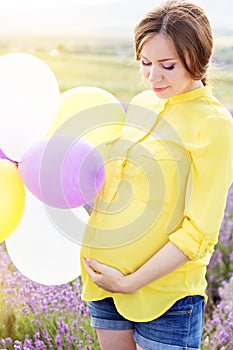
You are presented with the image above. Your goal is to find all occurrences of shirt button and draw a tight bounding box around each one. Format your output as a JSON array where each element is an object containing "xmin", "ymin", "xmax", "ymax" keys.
[{"xmin": 155, "ymin": 152, "xmax": 159, "ymax": 157}]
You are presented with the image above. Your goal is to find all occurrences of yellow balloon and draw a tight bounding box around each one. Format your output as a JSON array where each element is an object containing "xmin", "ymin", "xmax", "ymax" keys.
[
  {"xmin": 0, "ymin": 159, "xmax": 25, "ymax": 242},
  {"xmin": 47, "ymin": 86, "xmax": 126, "ymax": 146},
  {"xmin": 129, "ymin": 89, "xmax": 164, "ymax": 112}
]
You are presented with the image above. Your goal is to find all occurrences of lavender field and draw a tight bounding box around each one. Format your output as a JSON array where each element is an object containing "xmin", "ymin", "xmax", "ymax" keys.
[
  {"xmin": 0, "ymin": 247, "xmax": 99, "ymax": 349},
  {"xmin": 203, "ymin": 184, "xmax": 233, "ymax": 349}
]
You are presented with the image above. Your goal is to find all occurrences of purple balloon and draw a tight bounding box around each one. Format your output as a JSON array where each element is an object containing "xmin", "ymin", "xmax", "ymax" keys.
[{"xmin": 18, "ymin": 135, "xmax": 105, "ymax": 208}]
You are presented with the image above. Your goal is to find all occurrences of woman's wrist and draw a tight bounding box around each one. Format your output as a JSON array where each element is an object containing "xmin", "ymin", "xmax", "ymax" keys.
[{"xmin": 120, "ymin": 272, "xmax": 140, "ymax": 294}]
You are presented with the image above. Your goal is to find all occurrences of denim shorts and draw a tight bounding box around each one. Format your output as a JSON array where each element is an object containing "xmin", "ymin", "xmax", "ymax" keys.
[{"xmin": 87, "ymin": 295, "xmax": 204, "ymax": 350}]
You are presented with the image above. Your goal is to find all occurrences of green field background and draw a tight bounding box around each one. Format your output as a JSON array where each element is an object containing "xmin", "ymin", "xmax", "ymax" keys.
[
  {"xmin": 0, "ymin": 33, "xmax": 232, "ymax": 108},
  {"xmin": 36, "ymin": 51, "xmax": 233, "ymax": 108}
]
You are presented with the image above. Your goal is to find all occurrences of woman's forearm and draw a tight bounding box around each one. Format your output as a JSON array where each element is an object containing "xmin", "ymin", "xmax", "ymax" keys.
[
  {"xmin": 83, "ymin": 241, "xmax": 190, "ymax": 294},
  {"xmin": 123, "ymin": 241, "xmax": 189, "ymax": 293}
]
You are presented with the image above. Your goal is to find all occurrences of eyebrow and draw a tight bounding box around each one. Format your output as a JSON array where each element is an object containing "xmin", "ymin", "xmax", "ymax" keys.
[{"xmin": 140, "ymin": 53, "xmax": 176, "ymax": 62}]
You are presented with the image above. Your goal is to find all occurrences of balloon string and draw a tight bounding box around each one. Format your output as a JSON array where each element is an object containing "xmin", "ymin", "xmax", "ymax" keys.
[{"xmin": 0, "ymin": 148, "xmax": 19, "ymax": 167}]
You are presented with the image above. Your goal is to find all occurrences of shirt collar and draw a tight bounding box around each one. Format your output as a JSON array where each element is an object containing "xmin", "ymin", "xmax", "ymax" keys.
[{"xmin": 167, "ymin": 86, "xmax": 212, "ymax": 105}]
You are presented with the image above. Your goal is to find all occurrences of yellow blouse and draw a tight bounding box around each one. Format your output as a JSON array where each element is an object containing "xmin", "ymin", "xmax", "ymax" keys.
[{"xmin": 80, "ymin": 86, "xmax": 233, "ymax": 322}]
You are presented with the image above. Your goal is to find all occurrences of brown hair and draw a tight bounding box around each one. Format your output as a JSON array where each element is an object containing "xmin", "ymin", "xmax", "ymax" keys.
[{"xmin": 134, "ymin": 0, "xmax": 213, "ymax": 86}]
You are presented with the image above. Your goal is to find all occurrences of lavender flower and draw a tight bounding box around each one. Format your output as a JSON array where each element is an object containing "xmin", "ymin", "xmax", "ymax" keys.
[
  {"xmin": 206, "ymin": 184, "xmax": 233, "ymax": 303},
  {"xmin": 0, "ymin": 243, "xmax": 99, "ymax": 349},
  {"xmin": 203, "ymin": 276, "xmax": 233, "ymax": 349}
]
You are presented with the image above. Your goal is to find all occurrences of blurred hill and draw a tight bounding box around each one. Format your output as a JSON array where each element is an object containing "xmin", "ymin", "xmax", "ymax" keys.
[{"xmin": 0, "ymin": 33, "xmax": 232, "ymax": 71}]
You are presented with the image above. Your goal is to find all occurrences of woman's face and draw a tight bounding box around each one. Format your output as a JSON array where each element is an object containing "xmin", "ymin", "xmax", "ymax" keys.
[{"xmin": 139, "ymin": 34, "xmax": 201, "ymax": 99}]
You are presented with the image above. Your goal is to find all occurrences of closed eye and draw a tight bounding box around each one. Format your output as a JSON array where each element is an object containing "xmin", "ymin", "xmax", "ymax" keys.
[
  {"xmin": 162, "ymin": 64, "xmax": 175, "ymax": 70},
  {"xmin": 141, "ymin": 60, "xmax": 152, "ymax": 66}
]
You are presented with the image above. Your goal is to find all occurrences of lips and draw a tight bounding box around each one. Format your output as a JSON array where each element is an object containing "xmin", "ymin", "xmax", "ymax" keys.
[{"xmin": 152, "ymin": 87, "xmax": 168, "ymax": 93}]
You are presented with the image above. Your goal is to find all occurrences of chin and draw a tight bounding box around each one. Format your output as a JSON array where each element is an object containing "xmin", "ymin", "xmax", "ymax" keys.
[{"xmin": 153, "ymin": 91, "xmax": 171, "ymax": 99}]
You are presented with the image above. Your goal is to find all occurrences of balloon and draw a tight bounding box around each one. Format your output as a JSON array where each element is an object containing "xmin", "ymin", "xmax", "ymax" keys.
[
  {"xmin": 5, "ymin": 189, "xmax": 89, "ymax": 285},
  {"xmin": 0, "ymin": 53, "xmax": 60, "ymax": 160},
  {"xmin": 18, "ymin": 134, "xmax": 105, "ymax": 208},
  {"xmin": 47, "ymin": 86, "xmax": 126, "ymax": 146},
  {"xmin": 129, "ymin": 89, "xmax": 162, "ymax": 111},
  {"xmin": 0, "ymin": 159, "xmax": 25, "ymax": 242}
]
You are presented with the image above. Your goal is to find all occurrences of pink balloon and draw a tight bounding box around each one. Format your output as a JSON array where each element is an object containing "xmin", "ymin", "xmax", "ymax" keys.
[{"xmin": 18, "ymin": 135, "xmax": 105, "ymax": 208}]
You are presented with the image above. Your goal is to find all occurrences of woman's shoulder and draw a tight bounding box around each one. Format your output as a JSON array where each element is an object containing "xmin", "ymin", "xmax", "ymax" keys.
[
  {"xmin": 177, "ymin": 87, "xmax": 233, "ymax": 133},
  {"xmin": 198, "ymin": 92, "xmax": 233, "ymax": 138},
  {"xmin": 191, "ymin": 97, "xmax": 233, "ymax": 149},
  {"xmin": 203, "ymin": 89, "xmax": 233, "ymax": 122}
]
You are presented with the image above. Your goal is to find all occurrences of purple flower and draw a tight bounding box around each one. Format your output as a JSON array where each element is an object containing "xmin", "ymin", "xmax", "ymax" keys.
[
  {"xmin": 0, "ymin": 241, "xmax": 98, "ymax": 350},
  {"xmin": 206, "ymin": 183, "xmax": 233, "ymax": 302},
  {"xmin": 204, "ymin": 276, "xmax": 233, "ymax": 347},
  {"xmin": 55, "ymin": 334, "xmax": 62, "ymax": 347}
]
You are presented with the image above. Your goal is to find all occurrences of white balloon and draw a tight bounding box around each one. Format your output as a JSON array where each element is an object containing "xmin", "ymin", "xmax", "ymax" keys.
[
  {"xmin": 0, "ymin": 53, "xmax": 60, "ymax": 160},
  {"xmin": 5, "ymin": 189, "xmax": 89, "ymax": 285}
]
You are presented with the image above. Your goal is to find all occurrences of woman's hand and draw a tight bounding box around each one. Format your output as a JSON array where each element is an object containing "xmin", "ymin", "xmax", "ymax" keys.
[
  {"xmin": 83, "ymin": 258, "xmax": 134, "ymax": 294},
  {"xmin": 83, "ymin": 242, "xmax": 189, "ymax": 295}
]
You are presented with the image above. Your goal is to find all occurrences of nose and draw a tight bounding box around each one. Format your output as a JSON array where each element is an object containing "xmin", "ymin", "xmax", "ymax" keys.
[{"xmin": 148, "ymin": 65, "xmax": 163, "ymax": 83}]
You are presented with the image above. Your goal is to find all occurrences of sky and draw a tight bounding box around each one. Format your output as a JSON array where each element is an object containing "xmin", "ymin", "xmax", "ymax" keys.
[{"xmin": 0, "ymin": 0, "xmax": 232, "ymax": 37}]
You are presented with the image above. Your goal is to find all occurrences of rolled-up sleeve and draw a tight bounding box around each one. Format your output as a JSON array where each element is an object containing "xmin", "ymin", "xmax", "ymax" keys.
[{"xmin": 169, "ymin": 115, "xmax": 233, "ymax": 260}]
